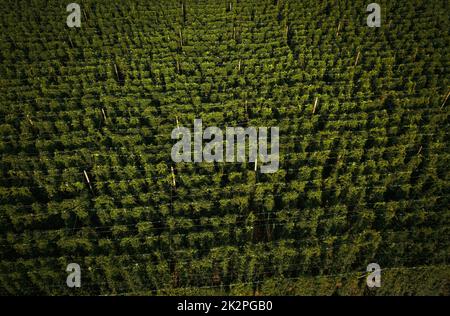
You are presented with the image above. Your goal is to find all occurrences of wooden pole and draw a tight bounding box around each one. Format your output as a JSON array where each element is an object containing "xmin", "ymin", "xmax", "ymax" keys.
[
  {"xmin": 336, "ymin": 22, "xmax": 341, "ymax": 36},
  {"xmin": 83, "ymin": 170, "xmax": 94, "ymax": 193},
  {"xmin": 101, "ymin": 108, "xmax": 107, "ymax": 121},
  {"xmin": 312, "ymin": 97, "xmax": 318, "ymax": 114},
  {"xmin": 441, "ymin": 90, "xmax": 450, "ymax": 109},
  {"xmin": 354, "ymin": 51, "xmax": 360, "ymax": 66},
  {"xmin": 114, "ymin": 63, "xmax": 119, "ymax": 82},
  {"xmin": 83, "ymin": 9, "xmax": 88, "ymax": 23},
  {"xmin": 417, "ymin": 146, "xmax": 422, "ymax": 156},
  {"xmin": 26, "ymin": 115, "xmax": 34, "ymax": 126},
  {"xmin": 171, "ymin": 166, "xmax": 176, "ymax": 187},
  {"xmin": 179, "ymin": 29, "xmax": 183, "ymax": 47}
]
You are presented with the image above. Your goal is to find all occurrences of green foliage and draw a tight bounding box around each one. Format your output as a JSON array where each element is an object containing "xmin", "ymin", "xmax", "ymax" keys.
[{"xmin": 0, "ymin": 0, "xmax": 449, "ymax": 295}]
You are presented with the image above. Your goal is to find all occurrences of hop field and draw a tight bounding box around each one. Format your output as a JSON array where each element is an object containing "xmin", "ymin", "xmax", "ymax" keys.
[{"xmin": 0, "ymin": 0, "xmax": 449, "ymax": 295}]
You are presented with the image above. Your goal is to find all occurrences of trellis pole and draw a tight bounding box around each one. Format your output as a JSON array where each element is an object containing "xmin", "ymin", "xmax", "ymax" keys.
[
  {"xmin": 171, "ymin": 166, "xmax": 176, "ymax": 187},
  {"xmin": 179, "ymin": 29, "xmax": 183, "ymax": 47},
  {"xmin": 417, "ymin": 146, "xmax": 422, "ymax": 156},
  {"xmin": 83, "ymin": 170, "xmax": 94, "ymax": 193},
  {"xmin": 441, "ymin": 90, "xmax": 450, "ymax": 109},
  {"xmin": 113, "ymin": 63, "xmax": 119, "ymax": 82},
  {"xmin": 101, "ymin": 108, "xmax": 107, "ymax": 121},
  {"xmin": 354, "ymin": 51, "xmax": 361, "ymax": 66},
  {"xmin": 26, "ymin": 115, "xmax": 34, "ymax": 126},
  {"xmin": 82, "ymin": 8, "xmax": 88, "ymax": 22},
  {"xmin": 312, "ymin": 97, "xmax": 318, "ymax": 114}
]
